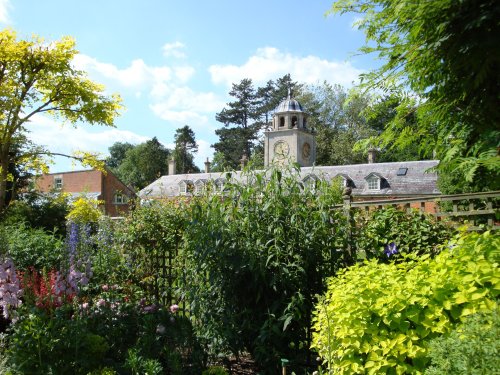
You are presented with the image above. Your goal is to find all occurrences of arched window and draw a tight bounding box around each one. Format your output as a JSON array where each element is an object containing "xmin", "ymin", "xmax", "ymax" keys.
[
  {"xmin": 279, "ymin": 116, "xmax": 285, "ymax": 127},
  {"xmin": 291, "ymin": 116, "xmax": 298, "ymax": 128}
]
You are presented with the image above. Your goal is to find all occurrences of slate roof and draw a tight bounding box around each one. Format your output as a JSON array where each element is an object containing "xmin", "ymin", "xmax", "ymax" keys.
[{"xmin": 138, "ymin": 160, "xmax": 440, "ymax": 199}]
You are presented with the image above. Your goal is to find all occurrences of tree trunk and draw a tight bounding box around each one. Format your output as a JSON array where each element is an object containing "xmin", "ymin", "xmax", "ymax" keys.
[{"xmin": 0, "ymin": 156, "xmax": 9, "ymax": 212}]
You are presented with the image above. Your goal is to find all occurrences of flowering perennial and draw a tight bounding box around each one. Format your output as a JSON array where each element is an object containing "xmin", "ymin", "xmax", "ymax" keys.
[{"xmin": 0, "ymin": 258, "xmax": 22, "ymax": 320}]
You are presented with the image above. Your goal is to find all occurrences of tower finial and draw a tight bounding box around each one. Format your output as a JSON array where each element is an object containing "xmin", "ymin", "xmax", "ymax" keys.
[{"xmin": 287, "ymin": 87, "xmax": 291, "ymax": 99}]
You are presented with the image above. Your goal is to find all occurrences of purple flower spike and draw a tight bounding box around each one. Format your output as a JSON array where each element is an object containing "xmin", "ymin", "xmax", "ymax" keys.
[{"xmin": 384, "ymin": 242, "xmax": 398, "ymax": 257}]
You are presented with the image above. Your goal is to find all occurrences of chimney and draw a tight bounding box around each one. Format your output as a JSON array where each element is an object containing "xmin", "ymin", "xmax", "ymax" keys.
[
  {"xmin": 240, "ymin": 153, "xmax": 248, "ymax": 170},
  {"xmin": 367, "ymin": 148, "xmax": 377, "ymax": 164},
  {"xmin": 204, "ymin": 157, "xmax": 211, "ymax": 173},
  {"xmin": 168, "ymin": 157, "xmax": 176, "ymax": 175}
]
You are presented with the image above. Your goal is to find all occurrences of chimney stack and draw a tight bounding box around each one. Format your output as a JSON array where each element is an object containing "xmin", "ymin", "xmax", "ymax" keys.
[
  {"xmin": 367, "ymin": 148, "xmax": 377, "ymax": 164},
  {"xmin": 204, "ymin": 157, "xmax": 211, "ymax": 173},
  {"xmin": 168, "ymin": 157, "xmax": 176, "ymax": 175},
  {"xmin": 240, "ymin": 153, "xmax": 248, "ymax": 170}
]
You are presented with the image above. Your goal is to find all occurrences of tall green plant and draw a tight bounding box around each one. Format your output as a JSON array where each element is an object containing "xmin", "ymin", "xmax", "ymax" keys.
[
  {"xmin": 116, "ymin": 200, "xmax": 188, "ymax": 305},
  {"xmin": 181, "ymin": 165, "xmax": 345, "ymax": 373}
]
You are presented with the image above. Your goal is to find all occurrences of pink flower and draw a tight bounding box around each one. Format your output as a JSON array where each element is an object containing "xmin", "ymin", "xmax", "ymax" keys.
[
  {"xmin": 81, "ymin": 302, "xmax": 89, "ymax": 309},
  {"xmin": 102, "ymin": 284, "xmax": 109, "ymax": 291},
  {"xmin": 96, "ymin": 298, "xmax": 106, "ymax": 307},
  {"xmin": 170, "ymin": 304, "xmax": 179, "ymax": 314}
]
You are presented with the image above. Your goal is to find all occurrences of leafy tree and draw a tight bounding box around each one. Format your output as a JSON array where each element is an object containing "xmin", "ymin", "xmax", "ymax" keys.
[
  {"xmin": 173, "ymin": 125, "xmax": 199, "ymax": 174},
  {"xmin": 116, "ymin": 137, "xmax": 169, "ymax": 190},
  {"xmin": 299, "ymin": 83, "xmax": 375, "ymax": 165},
  {"xmin": 213, "ymin": 79, "xmax": 260, "ymax": 169},
  {"xmin": 329, "ymin": 0, "xmax": 500, "ymax": 190},
  {"xmin": 106, "ymin": 142, "xmax": 135, "ymax": 170},
  {"xmin": 0, "ymin": 29, "xmax": 122, "ymax": 210}
]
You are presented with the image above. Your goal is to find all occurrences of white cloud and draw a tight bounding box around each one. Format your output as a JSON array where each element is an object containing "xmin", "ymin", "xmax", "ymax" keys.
[
  {"xmin": 73, "ymin": 54, "xmax": 172, "ymax": 89},
  {"xmin": 209, "ymin": 47, "xmax": 364, "ymax": 88},
  {"xmin": 149, "ymin": 105, "xmax": 210, "ymax": 129},
  {"xmin": 162, "ymin": 41, "xmax": 186, "ymax": 59},
  {"xmin": 0, "ymin": 0, "xmax": 11, "ymax": 24},
  {"xmin": 28, "ymin": 114, "xmax": 149, "ymax": 156}
]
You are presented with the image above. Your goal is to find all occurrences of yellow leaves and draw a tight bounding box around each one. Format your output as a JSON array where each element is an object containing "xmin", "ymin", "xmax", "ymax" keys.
[
  {"xmin": 66, "ymin": 196, "xmax": 103, "ymax": 224},
  {"xmin": 72, "ymin": 151, "xmax": 107, "ymax": 173}
]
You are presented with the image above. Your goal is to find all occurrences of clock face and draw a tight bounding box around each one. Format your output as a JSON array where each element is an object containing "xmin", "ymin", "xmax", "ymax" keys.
[
  {"xmin": 274, "ymin": 141, "xmax": 290, "ymax": 159},
  {"xmin": 302, "ymin": 142, "xmax": 311, "ymax": 159}
]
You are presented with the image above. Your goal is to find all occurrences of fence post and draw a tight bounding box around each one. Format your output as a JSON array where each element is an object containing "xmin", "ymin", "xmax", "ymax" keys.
[{"xmin": 343, "ymin": 187, "xmax": 354, "ymax": 265}]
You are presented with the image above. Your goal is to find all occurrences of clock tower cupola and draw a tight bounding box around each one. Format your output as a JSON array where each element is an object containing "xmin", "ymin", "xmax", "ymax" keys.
[{"xmin": 264, "ymin": 90, "xmax": 316, "ymax": 167}]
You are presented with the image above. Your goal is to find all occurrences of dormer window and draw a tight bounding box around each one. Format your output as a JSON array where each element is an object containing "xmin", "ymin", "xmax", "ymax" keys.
[
  {"xmin": 54, "ymin": 176, "xmax": 63, "ymax": 189},
  {"xmin": 365, "ymin": 172, "xmax": 384, "ymax": 190},
  {"xmin": 214, "ymin": 178, "xmax": 226, "ymax": 192},
  {"xmin": 194, "ymin": 179, "xmax": 206, "ymax": 195},
  {"xmin": 179, "ymin": 180, "xmax": 194, "ymax": 195},
  {"xmin": 335, "ymin": 173, "xmax": 355, "ymax": 188},
  {"xmin": 302, "ymin": 174, "xmax": 319, "ymax": 191}
]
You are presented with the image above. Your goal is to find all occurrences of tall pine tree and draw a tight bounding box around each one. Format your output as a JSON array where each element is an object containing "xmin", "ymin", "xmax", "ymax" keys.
[
  {"xmin": 213, "ymin": 79, "xmax": 260, "ymax": 169},
  {"xmin": 173, "ymin": 125, "xmax": 200, "ymax": 174}
]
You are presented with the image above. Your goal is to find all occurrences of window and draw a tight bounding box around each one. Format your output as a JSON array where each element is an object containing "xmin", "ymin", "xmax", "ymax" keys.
[
  {"xmin": 179, "ymin": 180, "xmax": 194, "ymax": 195},
  {"xmin": 54, "ymin": 177, "xmax": 63, "ymax": 189},
  {"xmin": 397, "ymin": 167, "xmax": 408, "ymax": 176},
  {"xmin": 279, "ymin": 116, "xmax": 285, "ymax": 127},
  {"xmin": 366, "ymin": 176, "xmax": 380, "ymax": 190},
  {"xmin": 194, "ymin": 180, "xmax": 206, "ymax": 195},
  {"xmin": 302, "ymin": 174, "xmax": 319, "ymax": 192},
  {"xmin": 114, "ymin": 192, "xmax": 126, "ymax": 204}
]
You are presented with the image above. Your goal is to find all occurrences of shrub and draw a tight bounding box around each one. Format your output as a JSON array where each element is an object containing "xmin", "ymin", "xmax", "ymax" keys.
[
  {"xmin": 66, "ymin": 196, "xmax": 103, "ymax": 224},
  {"xmin": 0, "ymin": 223, "xmax": 65, "ymax": 271},
  {"xmin": 182, "ymin": 166, "xmax": 345, "ymax": 373},
  {"xmin": 425, "ymin": 307, "xmax": 500, "ymax": 374},
  {"xmin": 311, "ymin": 230, "xmax": 499, "ymax": 374},
  {"xmin": 115, "ymin": 200, "xmax": 188, "ymax": 305},
  {"xmin": 355, "ymin": 206, "xmax": 454, "ymax": 260},
  {"xmin": 2, "ymin": 191, "xmax": 69, "ymax": 235}
]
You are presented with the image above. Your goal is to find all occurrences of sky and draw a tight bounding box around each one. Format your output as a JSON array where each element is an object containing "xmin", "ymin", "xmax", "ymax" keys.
[{"xmin": 2, "ymin": 0, "xmax": 374, "ymax": 172}]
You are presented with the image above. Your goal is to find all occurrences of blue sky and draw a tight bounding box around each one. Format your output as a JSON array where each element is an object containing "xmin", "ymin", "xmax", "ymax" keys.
[{"xmin": 2, "ymin": 0, "xmax": 373, "ymax": 172}]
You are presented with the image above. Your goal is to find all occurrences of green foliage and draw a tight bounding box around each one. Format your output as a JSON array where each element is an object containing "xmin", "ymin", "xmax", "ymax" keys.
[
  {"xmin": 181, "ymin": 165, "xmax": 345, "ymax": 373},
  {"xmin": 173, "ymin": 125, "xmax": 200, "ymax": 174},
  {"xmin": 425, "ymin": 307, "xmax": 500, "ymax": 374},
  {"xmin": 202, "ymin": 366, "xmax": 229, "ymax": 375},
  {"xmin": 106, "ymin": 142, "xmax": 135, "ymax": 170},
  {"xmin": 311, "ymin": 230, "xmax": 500, "ymax": 374},
  {"xmin": 329, "ymin": 0, "xmax": 500, "ymax": 188},
  {"xmin": 2, "ymin": 192, "xmax": 70, "ymax": 235},
  {"xmin": 114, "ymin": 137, "xmax": 170, "ymax": 190},
  {"xmin": 355, "ymin": 206, "xmax": 454, "ymax": 260},
  {"xmin": 3, "ymin": 303, "xmax": 203, "ymax": 375},
  {"xmin": 116, "ymin": 200, "xmax": 188, "ymax": 305},
  {"xmin": 0, "ymin": 223, "xmax": 65, "ymax": 271}
]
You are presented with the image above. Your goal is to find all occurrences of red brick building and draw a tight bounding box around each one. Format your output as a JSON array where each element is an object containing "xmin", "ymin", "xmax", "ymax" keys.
[{"xmin": 36, "ymin": 168, "xmax": 136, "ymax": 217}]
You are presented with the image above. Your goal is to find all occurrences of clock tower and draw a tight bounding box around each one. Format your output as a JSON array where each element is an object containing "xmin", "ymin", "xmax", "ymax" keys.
[{"xmin": 264, "ymin": 92, "xmax": 316, "ymax": 167}]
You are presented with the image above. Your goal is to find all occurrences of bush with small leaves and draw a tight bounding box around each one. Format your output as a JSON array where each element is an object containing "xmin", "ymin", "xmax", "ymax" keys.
[
  {"xmin": 311, "ymin": 230, "xmax": 499, "ymax": 374},
  {"xmin": 425, "ymin": 307, "xmax": 500, "ymax": 374}
]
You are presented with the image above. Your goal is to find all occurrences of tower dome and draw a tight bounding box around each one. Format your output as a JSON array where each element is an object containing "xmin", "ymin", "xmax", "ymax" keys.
[{"xmin": 275, "ymin": 97, "xmax": 304, "ymax": 113}]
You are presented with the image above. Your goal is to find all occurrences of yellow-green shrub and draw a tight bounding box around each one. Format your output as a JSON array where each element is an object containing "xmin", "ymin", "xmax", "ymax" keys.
[
  {"xmin": 66, "ymin": 196, "xmax": 103, "ymax": 224},
  {"xmin": 311, "ymin": 231, "xmax": 499, "ymax": 374}
]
